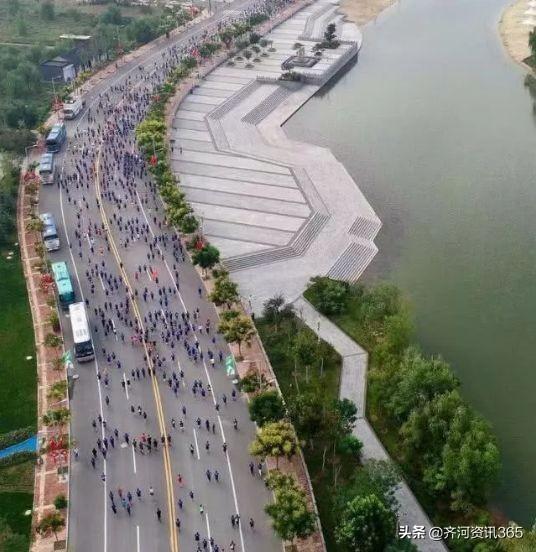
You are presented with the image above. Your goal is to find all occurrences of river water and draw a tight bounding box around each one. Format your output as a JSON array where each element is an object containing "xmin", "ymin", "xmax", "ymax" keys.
[{"xmin": 286, "ymin": 0, "xmax": 536, "ymax": 526}]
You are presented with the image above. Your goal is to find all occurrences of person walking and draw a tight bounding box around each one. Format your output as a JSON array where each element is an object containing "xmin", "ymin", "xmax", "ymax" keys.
[
  {"xmin": 156, "ymin": 508, "xmax": 162, "ymax": 522},
  {"xmin": 199, "ymin": 504, "xmax": 204, "ymax": 515}
]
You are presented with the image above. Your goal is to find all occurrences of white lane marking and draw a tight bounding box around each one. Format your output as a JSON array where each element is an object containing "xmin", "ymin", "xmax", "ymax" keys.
[
  {"xmin": 111, "ymin": 319, "xmax": 118, "ymax": 341},
  {"xmin": 56, "ymin": 10, "xmax": 259, "ymax": 552},
  {"xmin": 123, "ymin": 372, "xmax": 130, "ymax": 400},
  {"xmin": 136, "ymin": 525, "xmax": 140, "ymax": 552},
  {"xmin": 193, "ymin": 428, "xmax": 201, "ymax": 460},
  {"xmin": 136, "ymin": 185, "xmax": 246, "ymax": 551},
  {"xmin": 205, "ymin": 513, "xmax": 212, "ymax": 546},
  {"xmin": 99, "ymin": 273, "xmax": 106, "ymax": 291},
  {"xmin": 132, "ymin": 444, "xmax": 137, "ymax": 474},
  {"xmin": 59, "ymin": 163, "xmax": 108, "ymax": 552},
  {"xmin": 146, "ymin": 267, "xmax": 152, "ymax": 280}
]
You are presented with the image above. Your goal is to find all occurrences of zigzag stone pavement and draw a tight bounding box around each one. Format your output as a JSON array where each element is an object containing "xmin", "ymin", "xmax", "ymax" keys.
[{"xmin": 170, "ymin": 0, "xmax": 382, "ymax": 311}]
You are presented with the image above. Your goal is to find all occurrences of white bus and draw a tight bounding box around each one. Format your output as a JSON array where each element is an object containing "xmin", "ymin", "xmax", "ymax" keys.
[
  {"xmin": 39, "ymin": 213, "xmax": 60, "ymax": 251},
  {"xmin": 63, "ymin": 96, "xmax": 85, "ymax": 120},
  {"xmin": 38, "ymin": 153, "xmax": 55, "ymax": 185},
  {"xmin": 69, "ymin": 302, "xmax": 94, "ymax": 362}
]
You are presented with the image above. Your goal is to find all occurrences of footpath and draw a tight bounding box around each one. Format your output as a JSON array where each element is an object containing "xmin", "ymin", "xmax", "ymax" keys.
[{"xmin": 293, "ymin": 296, "xmax": 448, "ymax": 552}]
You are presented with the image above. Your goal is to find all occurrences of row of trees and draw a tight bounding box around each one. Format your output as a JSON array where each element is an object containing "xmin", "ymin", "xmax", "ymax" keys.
[{"xmin": 305, "ymin": 278, "xmax": 501, "ymax": 523}]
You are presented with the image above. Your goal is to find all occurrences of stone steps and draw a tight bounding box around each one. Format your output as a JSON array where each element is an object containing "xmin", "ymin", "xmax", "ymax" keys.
[
  {"xmin": 301, "ymin": 2, "xmax": 333, "ymax": 39},
  {"xmin": 241, "ymin": 85, "xmax": 297, "ymax": 125},
  {"xmin": 327, "ymin": 241, "xmax": 377, "ymax": 282},
  {"xmin": 208, "ymin": 81, "xmax": 260, "ymax": 119},
  {"xmin": 224, "ymin": 212, "xmax": 329, "ymax": 272},
  {"xmin": 348, "ymin": 215, "xmax": 381, "ymax": 240}
]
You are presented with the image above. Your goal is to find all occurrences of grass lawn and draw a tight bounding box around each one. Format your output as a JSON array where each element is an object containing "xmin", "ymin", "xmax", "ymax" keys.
[
  {"xmin": 256, "ymin": 315, "xmax": 359, "ymax": 551},
  {"xmin": 0, "ymin": 490, "xmax": 33, "ymax": 552},
  {"xmin": 0, "ymin": 251, "xmax": 36, "ymax": 435},
  {"xmin": 0, "ymin": 0, "xmax": 162, "ymax": 46}
]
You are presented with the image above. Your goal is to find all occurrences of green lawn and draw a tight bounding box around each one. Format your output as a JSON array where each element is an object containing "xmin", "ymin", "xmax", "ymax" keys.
[
  {"xmin": 256, "ymin": 315, "xmax": 359, "ymax": 551},
  {"xmin": 0, "ymin": 0, "xmax": 162, "ymax": 46},
  {"xmin": 0, "ymin": 490, "xmax": 33, "ymax": 552},
  {"xmin": 0, "ymin": 252, "xmax": 36, "ymax": 434}
]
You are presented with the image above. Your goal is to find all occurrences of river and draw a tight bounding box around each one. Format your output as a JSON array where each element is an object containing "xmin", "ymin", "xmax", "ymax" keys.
[{"xmin": 286, "ymin": 0, "xmax": 536, "ymax": 526}]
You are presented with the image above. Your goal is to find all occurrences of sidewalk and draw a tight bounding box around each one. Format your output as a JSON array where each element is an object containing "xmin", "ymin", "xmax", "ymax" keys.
[
  {"xmin": 293, "ymin": 296, "xmax": 447, "ymax": 552},
  {"xmin": 17, "ymin": 167, "xmax": 70, "ymax": 552}
]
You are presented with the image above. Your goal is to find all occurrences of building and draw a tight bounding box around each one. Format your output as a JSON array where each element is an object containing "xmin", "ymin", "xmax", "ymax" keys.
[{"xmin": 40, "ymin": 57, "xmax": 76, "ymax": 83}]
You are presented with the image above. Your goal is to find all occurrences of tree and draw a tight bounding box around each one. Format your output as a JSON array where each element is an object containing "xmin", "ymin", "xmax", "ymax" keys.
[
  {"xmin": 440, "ymin": 407, "xmax": 500, "ymax": 512},
  {"xmin": 323, "ymin": 22, "xmax": 338, "ymax": 46},
  {"xmin": 265, "ymin": 472, "xmax": 316, "ymax": 543},
  {"xmin": 337, "ymin": 434, "xmax": 363, "ymax": 460},
  {"xmin": 335, "ymin": 494, "xmax": 396, "ymax": 552},
  {"xmin": 400, "ymin": 389, "xmax": 463, "ymax": 463},
  {"xmin": 192, "ymin": 244, "xmax": 220, "ymax": 276},
  {"xmin": 40, "ymin": 2, "xmax": 55, "ymax": 21},
  {"xmin": 530, "ymin": 29, "xmax": 536, "ymax": 59},
  {"xmin": 286, "ymin": 390, "xmax": 324, "ymax": 447},
  {"xmin": 249, "ymin": 420, "xmax": 297, "ymax": 468},
  {"xmin": 386, "ymin": 347, "xmax": 459, "ymax": 423},
  {"xmin": 291, "ymin": 330, "xmax": 317, "ymax": 384},
  {"xmin": 36, "ymin": 512, "xmax": 65, "ymax": 541},
  {"xmin": 100, "ymin": 5, "xmax": 123, "ymax": 25},
  {"xmin": 262, "ymin": 294, "xmax": 293, "ymax": 331},
  {"xmin": 307, "ymin": 276, "xmax": 349, "ymax": 315},
  {"xmin": 249, "ymin": 390, "xmax": 286, "ymax": 426},
  {"xmin": 209, "ymin": 275, "xmax": 239, "ymax": 308},
  {"xmin": 218, "ymin": 310, "xmax": 254, "ymax": 357},
  {"xmin": 53, "ymin": 494, "xmax": 68, "ymax": 510}
]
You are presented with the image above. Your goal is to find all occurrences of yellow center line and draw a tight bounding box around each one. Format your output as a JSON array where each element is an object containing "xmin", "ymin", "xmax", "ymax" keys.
[{"xmin": 95, "ymin": 146, "xmax": 179, "ymax": 552}]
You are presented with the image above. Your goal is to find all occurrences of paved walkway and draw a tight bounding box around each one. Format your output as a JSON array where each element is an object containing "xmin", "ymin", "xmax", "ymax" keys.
[
  {"xmin": 293, "ymin": 296, "xmax": 448, "ymax": 552},
  {"xmin": 171, "ymin": 0, "xmax": 381, "ymax": 312}
]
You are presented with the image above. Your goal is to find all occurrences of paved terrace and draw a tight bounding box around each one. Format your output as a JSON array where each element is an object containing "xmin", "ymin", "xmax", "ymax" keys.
[{"xmin": 170, "ymin": 0, "xmax": 381, "ymax": 311}]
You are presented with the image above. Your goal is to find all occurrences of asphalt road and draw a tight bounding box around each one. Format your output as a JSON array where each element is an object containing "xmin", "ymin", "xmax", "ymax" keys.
[{"xmin": 38, "ymin": 3, "xmax": 285, "ymax": 551}]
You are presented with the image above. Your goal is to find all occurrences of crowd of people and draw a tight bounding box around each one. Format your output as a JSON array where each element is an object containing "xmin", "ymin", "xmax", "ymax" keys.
[{"xmin": 54, "ymin": 0, "xmax": 295, "ymax": 549}]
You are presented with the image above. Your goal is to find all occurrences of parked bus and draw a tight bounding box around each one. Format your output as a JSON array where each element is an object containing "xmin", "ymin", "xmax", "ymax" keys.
[
  {"xmin": 45, "ymin": 123, "xmax": 66, "ymax": 153},
  {"xmin": 39, "ymin": 213, "xmax": 60, "ymax": 252},
  {"xmin": 51, "ymin": 261, "xmax": 75, "ymax": 308},
  {"xmin": 63, "ymin": 96, "xmax": 85, "ymax": 120},
  {"xmin": 69, "ymin": 302, "xmax": 94, "ymax": 362},
  {"xmin": 38, "ymin": 153, "xmax": 55, "ymax": 185}
]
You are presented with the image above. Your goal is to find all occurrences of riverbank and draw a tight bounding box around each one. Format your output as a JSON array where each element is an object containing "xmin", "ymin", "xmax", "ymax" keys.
[
  {"xmin": 339, "ymin": 0, "xmax": 396, "ymax": 26},
  {"xmin": 499, "ymin": 0, "xmax": 531, "ymax": 68}
]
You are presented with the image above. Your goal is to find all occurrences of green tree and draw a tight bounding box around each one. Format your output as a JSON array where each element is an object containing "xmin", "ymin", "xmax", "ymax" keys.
[
  {"xmin": 127, "ymin": 17, "xmax": 158, "ymax": 45},
  {"xmin": 265, "ymin": 472, "xmax": 316, "ymax": 543},
  {"xmin": 291, "ymin": 330, "xmax": 317, "ymax": 384},
  {"xmin": 36, "ymin": 512, "xmax": 65, "ymax": 540},
  {"xmin": 262, "ymin": 294, "xmax": 293, "ymax": 331},
  {"xmin": 249, "ymin": 390, "xmax": 286, "ymax": 426},
  {"xmin": 40, "ymin": 2, "xmax": 55, "ymax": 21},
  {"xmin": 209, "ymin": 275, "xmax": 239, "ymax": 308},
  {"xmin": 249, "ymin": 420, "xmax": 297, "ymax": 468},
  {"xmin": 192, "ymin": 244, "xmax": 220, "ymax": 276},
  {"xmin": 100, "ymin": 5, "xmax": 123, "ymax": 25},
  {"xmin": 440, "ymin": 407, "xmax": 500, "ymax": 512},
  {"xmin": 218, "ymin": 310, "xmax": 254, "ymax": 357},
  {"xmin": 307, "ymin": 276, "xmax": 349, "ymax": 315},
  {"xmin": 337, "ymin": 434, "xmax": 363, "ymax": 460},
  {"xmin": 400, "ymin": 389, "xmax": 463, "ymax": 463},
  {"xmin": 335, "ymin": 494, "xmax": 396, "ymax": 552},
  {"xmin": 530, "ymin": 29, "xmax": 536, "ymax": 59},
  {"xmin": 286, "ymin": 390, "xmax": 324, "ymax": 447},
  {"xmin": 386, "ymin": 347, "xmax": 459, "ymax": 422},
  {"xmin": 53, "ymin": 494, "xmax": 68, "ymax": 510}
]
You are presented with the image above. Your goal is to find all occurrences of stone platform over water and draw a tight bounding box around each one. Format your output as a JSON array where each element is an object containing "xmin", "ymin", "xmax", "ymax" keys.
[{"xmin": 170, "ymin": 0, "xmax": 381, "ymax": 310}]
